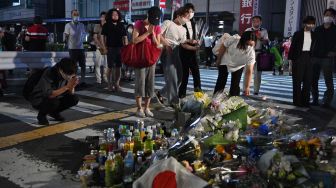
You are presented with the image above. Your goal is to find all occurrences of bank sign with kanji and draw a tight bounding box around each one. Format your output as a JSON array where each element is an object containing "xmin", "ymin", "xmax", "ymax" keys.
[{"xmin": 239, "ymin": 0, "xmax": 258, "ymax": 34}]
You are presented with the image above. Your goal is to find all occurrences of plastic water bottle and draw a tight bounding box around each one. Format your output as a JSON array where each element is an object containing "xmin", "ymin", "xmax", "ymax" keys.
[{"xmin": 123, "ymin": 151, "xmax": 134, "ymax": 183}]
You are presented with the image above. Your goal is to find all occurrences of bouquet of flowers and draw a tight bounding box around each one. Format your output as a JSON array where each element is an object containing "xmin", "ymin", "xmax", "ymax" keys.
[
  {"xmin": 181, "ymin": 91, "xmax": 211, "ymax": 116},
  {"xmin": 258, "ymin": 150, "xmax": 310, "ymax": 187}
]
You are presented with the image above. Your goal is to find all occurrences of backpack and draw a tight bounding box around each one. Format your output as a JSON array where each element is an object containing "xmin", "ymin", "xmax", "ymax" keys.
[{"xmin": 22, "ymin": 67, "xmax": 48, "ymax": 101}]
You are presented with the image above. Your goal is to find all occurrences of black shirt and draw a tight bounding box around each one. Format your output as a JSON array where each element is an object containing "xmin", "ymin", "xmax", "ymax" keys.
[
  {"xmin": 311, "ymin": 24, "xmax": 336, "ymax": 58},
  {"xmin": 1, "ymin": 32, "xmax": 16, "ymax": 51},
  {"xmin": 101, "ymin": 22, "xmax": 127, "ymax": 47},
  {"xmin": 30, "ymin": 66, "xmax": 68, "ymax": 106}
]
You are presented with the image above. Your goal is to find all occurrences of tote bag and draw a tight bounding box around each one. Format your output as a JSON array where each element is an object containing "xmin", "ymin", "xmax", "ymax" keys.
[{"xmin": 121, "ymin": 21, "xmax": 161, "ymax": 68}]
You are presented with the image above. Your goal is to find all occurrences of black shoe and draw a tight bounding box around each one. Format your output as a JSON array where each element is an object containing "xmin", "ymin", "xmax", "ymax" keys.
[
  {"xmin": 37, "ymin": 113, "xmax": 49, "ymax": 125},
  {"xmin": 155, "ymin": 91, "xmax": 164, "ymax": 105},
  {"xmin": 49, "ymin": 113, "xmax": 65, "ymax": 121}
]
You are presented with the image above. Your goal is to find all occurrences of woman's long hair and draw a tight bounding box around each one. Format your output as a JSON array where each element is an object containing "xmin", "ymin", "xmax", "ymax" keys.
[
  {"xmin": 106, "ymin": 8, "xmax": 122, "ymax": 25},
  {"xmin": 237, "ymin": 31, "xmax": 257, "ymax": 50}
]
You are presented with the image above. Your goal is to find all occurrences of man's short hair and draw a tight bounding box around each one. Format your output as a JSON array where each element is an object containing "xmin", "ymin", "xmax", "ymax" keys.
[
  {"xmin": 303, "ymin": 16, "xmax": 316, "ymax": 24},
  {"xmin": 71, "ymin": 9, "xmax": 79, "ymax": 15},
  {"xmin": 34, "ymin": 16, "xmax": 43, "ymax": 24},
  {"xmin": 184, "ymin": 3, "xmax": 195, "ymax": 11},
  {"xmin": 57, "ymin": 58, "xmax": 77, "ymax": 75},
  {"xmin": 252, "ymin": 15, "xmax": 262, "ymax": 21},
  {"xmin": 324, "ymin": 8, "xmax": 336, "ymax": 16}
]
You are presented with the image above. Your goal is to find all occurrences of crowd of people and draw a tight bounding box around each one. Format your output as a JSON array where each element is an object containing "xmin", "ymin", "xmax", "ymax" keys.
[{"xmin": 0, "ymin": 4, "xmax": 335, "ymax": 125}]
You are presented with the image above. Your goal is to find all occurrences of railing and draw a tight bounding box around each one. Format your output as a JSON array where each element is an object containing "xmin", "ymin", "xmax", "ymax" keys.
[{"xmin": 0, "ymin": 51, "xmax": 95, "ymax": 70}]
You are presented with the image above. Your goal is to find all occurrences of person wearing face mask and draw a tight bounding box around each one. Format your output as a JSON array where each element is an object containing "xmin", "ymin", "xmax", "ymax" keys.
[
  {"xmin": 213, "ymin": 31, "xmax": 256, "ymax": 96},
  {"xmin": 311, "ymin": 8, "xmax": 336, "ymax": 108},
  {"xmin": 159, "ymin": 7, "xmax": 202, "ymax": 107},
  {"xmin": 288, "ymin": 16, "xmax": 316, "ymax": 107},
  {"xmin": 101, "ymin": 9, "xmax": 128, "ymax": 92},
  {"xmin": 1, "ymin": 25, "xmax": 17, "ymax": 51},
  {"xmin": 93, "ymin": 12, "xmax": 108, "ymax": 85},
  {"xmin": 29, "ymin": 58, "xmax": 79, "ymax": 125},
  {"xmin": 245, "ymin": 16, "xmax": 269, "ymax": 95},
  {"xmin": 178, "ymin": 3, "xmax": 202, "ymax": 99},
  {"xmin": 132, "ymin": 6, "xmax": 162, "ymax": 118},
  {"xmin": 64, "ymin": 9, "xmax": 87, "ymax": 88}
]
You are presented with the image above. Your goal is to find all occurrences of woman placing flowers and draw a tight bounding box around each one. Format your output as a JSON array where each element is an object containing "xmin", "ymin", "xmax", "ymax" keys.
[{"xmin": 213, "ymin": 31, "xmax": 257, "ymax": 96}]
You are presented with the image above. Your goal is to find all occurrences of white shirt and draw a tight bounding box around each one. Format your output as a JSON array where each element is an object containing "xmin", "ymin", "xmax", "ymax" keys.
[
  {"xmin": 302, "ymin": 31, "xmax": 312, "ymax": 51},
  {"xmin": 64, "ymin": 22, "xmax": 86, "ymax": 49},
  {"xmin": 204, "ymin": 36, "xmax": 213, "ymax": 47},
  {"xmin": 221, "ymin": 35, "xmax": 256, "ymax": 72},
  {"xmin": 185, "ymin": 21, "xmax": 193, "ymax": 39},
  {"xmin": 161, "ymin": 20, "xmax": 187, "ymax": 49}
]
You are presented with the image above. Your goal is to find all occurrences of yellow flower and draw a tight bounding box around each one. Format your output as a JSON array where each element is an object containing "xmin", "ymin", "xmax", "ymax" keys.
[{"xmin": 194, "ymin": 92, "xmax": 204, "ymax": 100}]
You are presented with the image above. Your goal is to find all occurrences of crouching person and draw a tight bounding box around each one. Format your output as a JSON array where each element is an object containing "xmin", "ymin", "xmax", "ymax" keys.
[{"xmin": 30, "ymin": 58, "xmax": 79, "ymax": 125}]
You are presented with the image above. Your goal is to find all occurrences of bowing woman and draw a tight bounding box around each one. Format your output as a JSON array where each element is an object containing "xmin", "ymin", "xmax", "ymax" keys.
[{"xmin": 214, "ymin": 31, "xmax": 257, "ymax": 96}]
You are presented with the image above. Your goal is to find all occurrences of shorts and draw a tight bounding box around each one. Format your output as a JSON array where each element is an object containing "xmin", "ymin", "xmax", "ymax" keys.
[
  {"xmin": 107, "ymin": 47, "xmax": 122, "ymax": 68},
  {"xmin": 69, "ymin": 49, "xmax": 86, "ymax": 68}
]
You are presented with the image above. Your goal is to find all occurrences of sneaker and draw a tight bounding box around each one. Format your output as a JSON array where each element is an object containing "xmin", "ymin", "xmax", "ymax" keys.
[
  {"xmin": 107, "ymin": 85, "xmax": 115, "ymax": 92},
  {"xmin": 144, "ymin": 109, "xmax": 154, "ymax": 117},
  {"xmin": 49, "ymin": 113, "xmax": 65, "ymax": 121},
  {"xmin": 37, "ymin": 113, "xmax": 49, "ymax": 126},
  {"xmin": 136, "ymin": 109, "xmax": 146, "ymax": 118}
]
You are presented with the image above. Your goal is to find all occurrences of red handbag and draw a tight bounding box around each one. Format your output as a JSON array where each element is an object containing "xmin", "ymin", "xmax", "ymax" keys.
[{"xmin": 121, "ymin": 41, "xmax": 161, "ymax": 68}]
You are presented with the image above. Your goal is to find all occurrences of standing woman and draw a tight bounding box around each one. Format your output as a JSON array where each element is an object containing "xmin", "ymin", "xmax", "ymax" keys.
[
  {"xmin": 101, "ymin": 9, "xmax": 128, "ymax": 92},
  {"xmin": 132, "ymin": 6, "xmax": 162, "ymax": 118},
  {"xmin": 178, "ymin": 3, "xmax": 202, "ymax": 99},
  {"xmin": 213, "ymin": 31, "xmax": 256, "ymax": 96},
  {"xmin": 159, "ymin": 7, "xmax": 193, "ymax": 107},
  {"xmin": 288, "ymin": 16, "xmax": 316, "ymax": 107}
]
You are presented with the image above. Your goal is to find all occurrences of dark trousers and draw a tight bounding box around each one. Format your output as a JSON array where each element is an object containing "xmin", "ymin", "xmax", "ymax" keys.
[
  {"xmin": 205, "ymin": 47, "xmax": 213, "ymax": 66},
  {"xmin": 34, "ymin": 94, "xmax": 79, "ymax": 115},
  {"xmin": 312, "ymin": 57, "xmax": 334, "ymax": 105},
  {"xmin": 292, "ymin": 52, "xmax": 313, "ymax": 107},
  {"xmin": 214, "ymin": 65, "xmax": 244, "ymax": 96},
  {"xmin": 179, "ymin": 57, "xmax": 201, "ymax": 98},
  {"xmin": 69, "ymin": 49, "xmax": 86, "ymax": 82}
]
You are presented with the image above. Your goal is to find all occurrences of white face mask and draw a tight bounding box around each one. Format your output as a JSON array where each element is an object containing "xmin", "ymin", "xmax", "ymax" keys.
[
  {"xmin": 189, "ymin": 12, "xmax": 194, "ymax": 20},
  {"xmin": 127, "ymin": 28, "xmax": 133, "ymax": 34},
  {"xmin": 73, "ymin": 16, "xmax": 80, "ymax": 23},
  {"xmin": 323, "ymin": 16, "xmax": 334, "ymax": 24},
  {"xmin": 10, "ymin": 27, "xmax": 15, "ymax": 32}
]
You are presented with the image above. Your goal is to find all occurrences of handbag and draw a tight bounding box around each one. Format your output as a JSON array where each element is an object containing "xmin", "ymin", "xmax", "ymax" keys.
[
  {"xmin": 256, "ymin": 52, "xmax": 275, "ymax": 71},
  {"xmin": 121, "ymin": 41, "xmax": 161, "ymax": 68}
]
